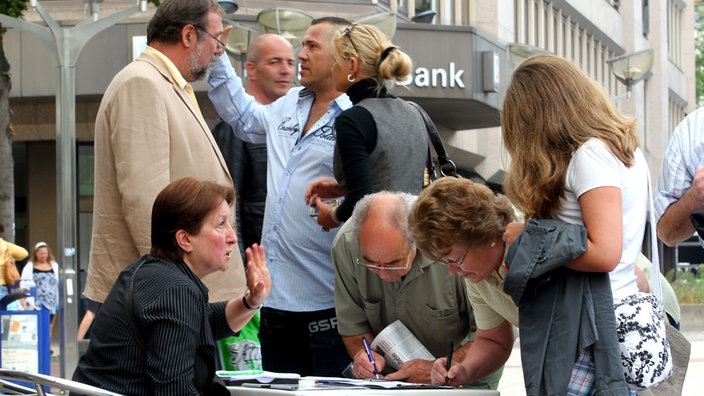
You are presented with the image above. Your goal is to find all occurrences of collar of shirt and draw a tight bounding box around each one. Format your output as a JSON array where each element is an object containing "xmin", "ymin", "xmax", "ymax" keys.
[
  {"xmin": 396, "ymin": 253, "xmax": 435, "ymax": 285},
  {"xmin": 297, "ymin": 88, "xmax": 353, "ymax": 112},
  {"xmin": 334, "ymin": 91, "xmax": 353, "ymax": 111},
  {"xmin": 145, "ymin": 46, "xmax": 191, "ymax": 94}
]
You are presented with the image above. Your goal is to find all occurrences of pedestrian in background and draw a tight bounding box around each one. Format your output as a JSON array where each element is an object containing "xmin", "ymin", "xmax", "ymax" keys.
[
  {"xmin": 0, "ymin": 225, "xmax": 28, "ymax": 300},
  {"xmin": 21, "ymin": 242, "xmax": 59, "ymax": 335}
]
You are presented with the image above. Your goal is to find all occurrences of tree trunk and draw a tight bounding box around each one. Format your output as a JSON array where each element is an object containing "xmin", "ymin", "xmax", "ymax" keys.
[{"xmin": 0, "ymin": 25, "xmax": 16, "ymax": 241}]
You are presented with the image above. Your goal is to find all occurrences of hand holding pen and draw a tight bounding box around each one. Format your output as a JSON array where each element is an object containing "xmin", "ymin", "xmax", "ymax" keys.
[
  {"xmin": 444, "ymin": 340, "xmax": 454, "ymax": 386},
  {"xmin": 361, "ymin": 336, "xmax": 381, "ymax": 379}
]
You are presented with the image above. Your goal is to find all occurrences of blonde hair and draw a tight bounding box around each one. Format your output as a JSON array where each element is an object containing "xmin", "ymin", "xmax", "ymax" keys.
[
  {"xmin": 32, "ymin": 244, "xmax": 56, "ymax": 263},
  {"xmin": 332, "ymin": 24, "xmax": 412, "ymax": 91},
  {"xmin": 408, "ymin": 178, "xmax": 515, "ymax": 260},
  {"xmin": 501, "ymin": 54, "xmax": 640, "ymax": 219}
]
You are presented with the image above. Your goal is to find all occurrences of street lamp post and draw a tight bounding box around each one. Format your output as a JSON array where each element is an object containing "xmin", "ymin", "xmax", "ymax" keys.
[
  {"xmin": 606, "ymin": 48, "xmax": 654, "ymax": 99},
  {"xmin": 0, "ymin": 0, "xmax": 147, "ymax": 377}
]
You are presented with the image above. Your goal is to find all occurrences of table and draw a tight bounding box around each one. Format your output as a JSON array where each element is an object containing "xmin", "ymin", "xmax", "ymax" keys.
[{"xmin": 228, "ymin": 385, "xmax": 499, "ymax": 395}]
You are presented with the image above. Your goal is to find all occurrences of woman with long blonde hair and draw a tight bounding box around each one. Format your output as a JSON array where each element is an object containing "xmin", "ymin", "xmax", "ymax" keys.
[
  {"xmin": 502, "ymin": 54, "xmax": 666, "ymax": 393},
  {"xmin": 503, "ymin": 54, "xmax": 645, "ymax": 293}
]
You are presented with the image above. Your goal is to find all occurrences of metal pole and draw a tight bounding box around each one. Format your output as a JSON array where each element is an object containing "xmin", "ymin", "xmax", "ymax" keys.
[{"xmin": 56, "ymin": 28, "xmax": 80, "ymax": 376}]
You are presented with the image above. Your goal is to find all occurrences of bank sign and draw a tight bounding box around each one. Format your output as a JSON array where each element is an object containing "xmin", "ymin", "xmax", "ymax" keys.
[
  {"xmin": 398, "ymin": 62, "xmax": 466, "ymax": 89},
  {"xmin": 393, "ymin": 25, "xmax": 484, "ymax": 99}
]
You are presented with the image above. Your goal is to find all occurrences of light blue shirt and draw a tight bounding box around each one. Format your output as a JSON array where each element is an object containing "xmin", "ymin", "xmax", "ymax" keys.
[
  {"xmin": 654, "ymin": 107, "xmax": 704, "ymax": 223},
  {"xmin": 208, "ymin": 55, "xmax": 352, "ymax": 311}
]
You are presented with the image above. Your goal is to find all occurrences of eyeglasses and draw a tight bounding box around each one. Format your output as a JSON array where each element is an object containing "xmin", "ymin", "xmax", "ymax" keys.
[
  {"xmin": 342, "ymin": 24, "xmax": 360, "ymax": 55},
  {"xmin": 356, "ymin": 249, "xmax": 413, "ymax": 271},
  {"xmin": 439, "ymin": 248, "xmax": 469, "ymax": 267},
  {"xmin": 197, "ymin": 27, "xmax": 226, "ymax": 49}
]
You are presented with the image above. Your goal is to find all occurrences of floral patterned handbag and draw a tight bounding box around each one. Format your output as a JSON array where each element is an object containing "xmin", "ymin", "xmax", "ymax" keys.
[
  {"xmin": 614, "ymin": 173, "xmax": 673, "ymax": 390},
  {"xmin": 614, "ymin": 292, "xmax": 671, "ymax": 390}
]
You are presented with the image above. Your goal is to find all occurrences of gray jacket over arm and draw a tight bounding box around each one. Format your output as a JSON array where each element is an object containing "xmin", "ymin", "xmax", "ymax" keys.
[{"xmin": 504, "ymin": 219, "xmax": 628, "ymax": 396}]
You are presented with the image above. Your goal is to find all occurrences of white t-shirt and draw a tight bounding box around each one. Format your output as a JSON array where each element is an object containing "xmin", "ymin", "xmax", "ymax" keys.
[{"xmin": 554, "ymin": 138, "xmax": 647, "ymax": 301}]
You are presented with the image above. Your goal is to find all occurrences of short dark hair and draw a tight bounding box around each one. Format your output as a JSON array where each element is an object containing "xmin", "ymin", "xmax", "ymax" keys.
[
  {"xmin": 309, "ymin": 17, "xmax": 351, "ymax": 42},
  {"xmin": 150, "ymin": 177, "xmax": 235, "ymax": 262},
  {"xmin": 311, "ymin": 16, "xmax": 351, "ymax": 27},
  {"xmin": 146, "ymin": 0, "xmax": 222, "ymax": 45}
]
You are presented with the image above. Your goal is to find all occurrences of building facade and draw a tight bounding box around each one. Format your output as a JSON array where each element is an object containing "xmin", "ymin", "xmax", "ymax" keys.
[{"xmin": 5, "ymin": 0, "xmax": 696, "ymax": 287}]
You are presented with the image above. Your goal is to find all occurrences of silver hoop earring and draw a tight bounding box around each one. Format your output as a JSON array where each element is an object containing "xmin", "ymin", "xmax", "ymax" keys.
[
  {"xmin": 347, "ymin": 74, "xmax": 356, "ymax": 83},
  {"xmin": 490, "ymin": 241, "xmax": 496, "ymax": 247}
]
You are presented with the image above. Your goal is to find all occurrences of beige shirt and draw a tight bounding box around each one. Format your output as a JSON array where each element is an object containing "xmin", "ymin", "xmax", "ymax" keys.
[
  {"xmin": 465, "ymin": 265, "xmax": 519, "ymax": 330},
  {"xmin": 145, "ymin": 46, "xmax": 200, "ymax": 111}
]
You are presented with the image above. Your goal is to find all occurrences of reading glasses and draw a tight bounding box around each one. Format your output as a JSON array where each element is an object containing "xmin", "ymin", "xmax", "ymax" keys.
[
  {"xmin": 439, "ymin": 247, "xmax": 469, "ymax": 267},
  {"xmin": 356, "ymin": 250, "xmax": 412, "ymax": 271},
  {"xmin": 197, "ymin": 27, "xmax": 226, "ymax": 48}
]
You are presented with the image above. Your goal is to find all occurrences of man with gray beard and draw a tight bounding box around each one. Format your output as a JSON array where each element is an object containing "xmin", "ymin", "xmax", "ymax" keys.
[{"xmin": 83, "ymin": 0, "xmax": 247, "ymax": 324}]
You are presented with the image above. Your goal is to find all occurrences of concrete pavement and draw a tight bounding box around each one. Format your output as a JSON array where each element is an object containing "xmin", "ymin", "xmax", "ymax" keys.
[{"xmin": 497, "ymin": 330, "xmax": 704, "ymax": 395}]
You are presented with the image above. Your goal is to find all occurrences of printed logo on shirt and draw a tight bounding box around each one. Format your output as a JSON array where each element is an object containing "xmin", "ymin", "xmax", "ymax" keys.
[
  {"xmin": 311, "ymin": 125, "xmax": 336, "ymax": 142},
  {"xmin": 277, "ymin": 116, "xmax": 300, "ymax": 137}
]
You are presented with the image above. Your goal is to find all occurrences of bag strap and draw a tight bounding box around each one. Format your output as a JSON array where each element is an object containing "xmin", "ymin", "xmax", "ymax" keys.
[
  {"xmin": 406, "ymin": 101, "xmax": 459, "ymax": 179},
  {"xmin": 125, "ymin": 260, "xmax": 148, "ymax": 350},
  {"xmin": 646, "ymin": 170, "xmax": 663, "ymax": 301}
]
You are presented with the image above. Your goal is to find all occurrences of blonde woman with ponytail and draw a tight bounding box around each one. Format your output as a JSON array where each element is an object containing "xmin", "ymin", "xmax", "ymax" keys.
[{"xmin": 305, "ymin": 24, "xmax": 428, "ymax": 231}]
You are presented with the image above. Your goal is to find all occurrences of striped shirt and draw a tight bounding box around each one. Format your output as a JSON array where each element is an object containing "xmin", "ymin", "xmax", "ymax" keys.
[
  {"xmin": 72, "ymin": 256, "xmax": 234, "ymax": 395},
  {"xmin": 208, "ymin": 55, "xmax": 352, "ymax": 311},
  {"xmin": 654, "ymin": 107, "xmax": 704, "ymax": 222}
]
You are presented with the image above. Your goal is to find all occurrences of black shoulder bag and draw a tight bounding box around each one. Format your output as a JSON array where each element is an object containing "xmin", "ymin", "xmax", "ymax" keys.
[{"xmin": 406, "ymin": 101, "xmax": 461, "ymax": 185}]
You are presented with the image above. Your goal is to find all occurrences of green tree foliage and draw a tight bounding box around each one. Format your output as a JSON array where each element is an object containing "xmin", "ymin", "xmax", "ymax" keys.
[
  {"xmin": 0, "ymin": 0, "xmax": 28, "ymax": 241},
  {"xmin": 0, "ymin": 0, "xmax": 28, "ymax": 21}
]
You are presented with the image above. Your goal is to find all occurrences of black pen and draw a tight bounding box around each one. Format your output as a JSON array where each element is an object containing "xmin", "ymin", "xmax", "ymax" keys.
[
  {"xmin": 362, "ymin": 336, "xmax": 380, "ymax": 379},
  {"xmin": 444, "ymin": 340, "xmax": 454, "ymax": 386}
]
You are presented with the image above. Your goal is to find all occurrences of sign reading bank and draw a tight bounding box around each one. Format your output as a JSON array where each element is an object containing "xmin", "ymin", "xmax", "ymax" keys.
[
  {"xmin": 398, "ymin": 62, "xmax": 466, "ymax": 89},
  {"xmin": 391, "ymin": 24, "xmax": 508, "ymax": 130},
  {"xmin": 392, "ymin": 25, "xmax": 484, "ymax": 100}
]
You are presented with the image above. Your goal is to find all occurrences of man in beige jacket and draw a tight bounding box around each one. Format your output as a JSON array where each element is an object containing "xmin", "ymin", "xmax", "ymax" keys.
[{"xmin": 83, "ymin": 0, "xmax": 246, "ymax": 312}]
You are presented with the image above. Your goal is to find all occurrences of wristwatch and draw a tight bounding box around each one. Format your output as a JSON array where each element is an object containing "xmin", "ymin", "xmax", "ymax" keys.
[{"xmin": 242, "ymin": 289, "xmax": 261, "ymax": 311}]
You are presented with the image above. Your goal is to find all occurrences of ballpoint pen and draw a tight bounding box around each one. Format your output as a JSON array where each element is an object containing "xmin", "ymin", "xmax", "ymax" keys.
[
  {"xmin": 445, "ymin": 340, "xmax": 454, "ymax": 386},
  {"xmin": 362, "ymin": 336, "xmax": 380, "ymax": 379}
]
